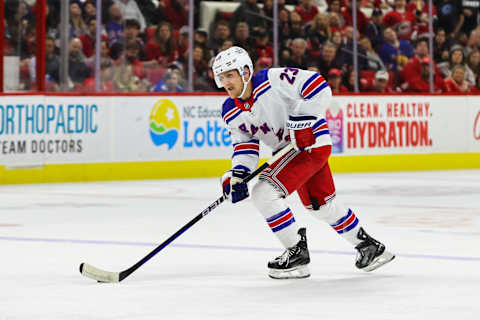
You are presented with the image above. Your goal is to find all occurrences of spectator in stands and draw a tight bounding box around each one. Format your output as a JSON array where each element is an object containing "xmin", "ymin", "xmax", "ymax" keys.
[
  {"xmin": 220, "ymin": 39, "xmax": 234, "ymax": 52},
  {"xmin": 289, "ymin": 11, "xmax": 306, "ymax": 41},
  {"xmin": 262, "ymin": 0, "xmax": 287, "ymax": 30},
  {"xmin": 110, "ymin": 19, "xmax": 145, "ymax": 61},
  {"xmin": 330, "ymin": 30, "xmax": 343, "ymax": 49},
  {"xmin": 342, "ymin": 67, "xmax": 360, "ymax": 92},
  {"xmin": 341, "ymin": 0, "xmax": 369, "ymax": 34},
  {"xmin": 433, "ymin": 28, "xmax": 452, "ymax": 63},
  {"xmin": 68, "ymin": 38, "xmax": 91, "ymax": 88},
  {"xmin": 306, "ymin": 13, "xmax": 330, "ymax": 59},
  {"xmin": 365, "ymin": 8, "xmax": 384, "ymax": 50},
  {"xmin": 82, "ymin": 0, "xmax": 97, "ymax": 21},
  {"xmin": 317, "ymin": 41, "xmax": 342, "ymax": 76},
  {"xmin": 327, "ymin": 68, "xmax": 348, "ymax": 93},
  {"xmin": 327, "ymin": 11, "xmax": 344, "ymax": 32},
  {"xmin": 86, "ymin": 39, "xmax": 114, "ymax": 74},
  {"xmin": 230, "ymin": 0, "xmax": 265, "ymax": 31},
  {"xmin": 161, "ymin": 0, "xmax": 188, "ymax": 29},
  {"xmin": 45, "ymin": 1, "xmax": 60, "ymax": 40},
  {"xmin": 176, "ymin": 26, "xmax": 189, "ymax": 64},
  {"xmin": 79, "ymin": 17, "xmax": 100, "ymax": 58},
  {"xmin": 145, "ymin": 21, "xmax": 179, "ymax": 68},
  {"xmin": 406, "ymin": 0, "xmax": 437, "ymax": 40},
  {"xmin": 295, "ymin": 0, "xmax": 319, "ymax": 25},
  {"xmin": 361, "ymin": 69, "xmax": 391, "ymax": 92},
  {"xmin": 283, "ymin": 38, "xmax": 309, "ymax": 69},
  {"xmin": 438, "ymin": 45, "xmax": 475, "ymax": 86},
  {"xmin": 378, "ymin": 27, "xmax": 414, "ymax": 72},
  {"xmin": 151, "ymin": 69, "xmax": 185, "ymax": 92},
  {"xmin": 326, "ymin": 0, "xmax": 345, "ymax": 29},
  {"xmin": 467, "ymin": 49, "xmax": 480, "ymax": 79},
  {"xmin": 359, "ymin": 36, "xmax": 385, "ymax": 70},
  {"xmin": 208, "ymin": 20, "xmax": 231, "ymax": 55},
  {"xmin": 195, "ymin": 28, "xmax": 209, "ymax": 48},
  {"xmin": 28, "ymin": 37, "xmax": 60, "ymax": 86},
  {"xmin": 459, "ymin": 0, "xmax": 480, "ymax": 37},
  {"xmin": 105, "ymin": 3, "xmax": 124, "ymax": 45},
  {"xmin": 465, "ymin": 28, "xmax": 480, "ymax": 56},
  {"xmin": 444, "ymin": 64, "xmax": 471, "ymax": 92},
  {"xmin": 114, "ymin": 0, "xmax": 146, "ymax": 31},
  {"xmin": 113, "ymin": 40, "xmax": 149, "ymax": 92},
  {"xmin": 192, "ymin": 45, "xmax": 212, "ymax": 91},
  {"xmin": 278, "ymin": 8, "xmax": 293, "ymax": 50},
  {"xmin": 252, "ymin": 28, "xmax": 274, "ymax": 60},
  {"xmin": 70, "ymin": 0, "xmax": 88, "ymax": 38},
  {"xmin": 435, "ymin": 0, "xmax": 463, "ymax": 39},
  {"xmin": 401, "ymin": 38, "xmax": 430, "ymax": 82},
  {"xmin": 45, "ymin": 37, "xmax": 60, "ymax": 84},
  {"xmin": 339, "ymin": 26, "xmax": 369, "ymax": 71},
  {"xmin": 382, "ymin": 0, "xmax": 416, "ymax": 41},
  {"xmin": 404, "ymin": 56, "xmax": 446, "ymax": 92},
  {"xmin": 83, "ymin": 59, "xmax": 115, "ymax": 92},
  {"xmin": 233, "ymin": 22, "xmax": 254, "ymax": 56}
]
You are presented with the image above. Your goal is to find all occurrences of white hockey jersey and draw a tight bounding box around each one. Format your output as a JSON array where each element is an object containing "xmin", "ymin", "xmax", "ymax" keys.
[{"xmin": 221, "ymin": 67, "xmax": 333, "ymax": 173}]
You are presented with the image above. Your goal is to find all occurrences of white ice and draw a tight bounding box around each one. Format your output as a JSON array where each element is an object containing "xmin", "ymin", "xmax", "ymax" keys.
[{"xmin": 1, "ymin": 170, "xmax": 480, "ymax": 320}]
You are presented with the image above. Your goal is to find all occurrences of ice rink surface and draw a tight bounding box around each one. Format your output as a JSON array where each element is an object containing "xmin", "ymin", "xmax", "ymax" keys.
[{"xmin": 1, "ymin": 170, "xmax": 479, "ymax": 320}]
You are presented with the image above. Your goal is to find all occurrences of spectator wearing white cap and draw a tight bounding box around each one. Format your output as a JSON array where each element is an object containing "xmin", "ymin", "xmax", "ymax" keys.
[{"xmin": 361, "ymin": 70, "xmax": 392, "ymax": 92}]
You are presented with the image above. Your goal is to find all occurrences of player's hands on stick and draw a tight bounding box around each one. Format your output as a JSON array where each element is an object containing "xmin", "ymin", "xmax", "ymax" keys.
[
  {"xmin": 221, "ymin": 169, "xmax": 250, "ymax": 203},
  {"xmin": 286, "ymin": 115, "xmax": 317, "ymax": 151}
]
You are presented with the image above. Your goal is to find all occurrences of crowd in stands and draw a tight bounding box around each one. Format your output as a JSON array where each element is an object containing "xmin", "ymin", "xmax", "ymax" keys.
[{"xmin": 4, "ymin": 0, "xmax": 480, "ymax": 93}]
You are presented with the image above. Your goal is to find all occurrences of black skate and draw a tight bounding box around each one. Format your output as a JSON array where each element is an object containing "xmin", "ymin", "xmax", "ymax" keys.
[
  {"xmin": 355, "ymin": 227, "xmax": 395, "ymax": 272},
  {"xmin": 268, "ymin": 228, "xmax": 310, "ymax": 279}
]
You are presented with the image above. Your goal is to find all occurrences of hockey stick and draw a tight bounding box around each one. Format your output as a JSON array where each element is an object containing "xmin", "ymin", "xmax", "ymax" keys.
[{"xmin": 79, "ymin": 144, "xmax": 294, "ymax": 283}]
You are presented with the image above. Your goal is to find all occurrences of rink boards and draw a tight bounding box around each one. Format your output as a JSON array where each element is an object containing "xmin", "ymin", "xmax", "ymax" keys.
[{"xmin": 0, "ymin": 94, "xmax": 479, "ymax": 184}]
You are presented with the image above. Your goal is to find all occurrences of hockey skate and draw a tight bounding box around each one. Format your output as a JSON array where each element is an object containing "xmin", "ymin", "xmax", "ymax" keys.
[
  {"xmin": 355, "ymin": 227, "xmax": 395, "ymax": 272},
  {"xmin": 268, "ymin": 228, "xmax": 310, "ymax": 279}
]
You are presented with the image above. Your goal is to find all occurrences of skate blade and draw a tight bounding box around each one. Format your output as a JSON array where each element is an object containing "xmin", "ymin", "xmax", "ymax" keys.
[
  {"xmin": 268, "ymin": 265, "xmax": 310, "ymax": 279},
  {"xmin": 362, "ymin": 251, "xmax": 395, "ymax": 272}
]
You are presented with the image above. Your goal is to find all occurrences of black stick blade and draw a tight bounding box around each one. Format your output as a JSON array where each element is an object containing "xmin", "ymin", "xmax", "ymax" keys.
[{"xmin": 79, "ymin": 262, "xmax": 120, "ymax": 283}]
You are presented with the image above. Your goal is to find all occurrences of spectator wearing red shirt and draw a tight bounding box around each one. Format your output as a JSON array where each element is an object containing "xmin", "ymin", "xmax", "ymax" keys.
[
  {"xmin": 252, "ymin": 29, "xmax": 274, "ymax": 60},
  {"xmin": 327, "ymin": 68, "xmax": 349, "ymax": 93},
  {"xmin": 295, "ymin": 0, "xmax": 319, "ymax": 24},
  {"xmin": 161, "ymin": 0, "xmax": 188, "ymax": 29},
  {"xmin": 145, "ymin": 21, "xmax": 179, "ymax": 67},
  {"xmin": 405, "ymin": 56, "xmax": 447, "ymax": 92},
  {"xmin": 444, "ymin": 65, "xmax": 471, "ymax": 92},
  {"xmin": 117, "ymin": 40, "xmax": 146, "ymax": 79},
  {"xmin": 382, "ymin": 0, "xmax": 416, "ymax": 40},
  {"xmin": 341, "ymin": 0, "xmax": 369, "ymax": 34},
  {"xmin": 406, "ymin": 0, "xmax": 437, "ymax": 40},
  {"xmin": 401, "ymin": 38, "xmax": 430, "ymax": 83},
  {"xmin": 361, "ymin": 70, "xmax": 393, "ymax": 92}
]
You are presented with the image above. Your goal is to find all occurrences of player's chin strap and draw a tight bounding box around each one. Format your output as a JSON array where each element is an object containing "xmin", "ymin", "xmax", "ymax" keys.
[{"xmin": 237, "ymin": 71, "xmax": 250, "ymax": 99}]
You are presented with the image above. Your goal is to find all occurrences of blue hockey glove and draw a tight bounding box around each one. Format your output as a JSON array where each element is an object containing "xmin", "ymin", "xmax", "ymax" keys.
[{"xmin": 221, "ymin": 169, "xmax": 250, "ymax": 203}]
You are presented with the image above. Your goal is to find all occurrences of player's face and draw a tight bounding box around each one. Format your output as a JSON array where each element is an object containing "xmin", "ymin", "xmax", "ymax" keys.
[{"xmin": 219, "ymin": 70, "xmax": 243, "ymax": 98}]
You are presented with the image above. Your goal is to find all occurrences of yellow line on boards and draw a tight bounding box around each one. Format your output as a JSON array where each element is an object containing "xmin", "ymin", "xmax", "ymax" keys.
[{"xmin": 0, "ymin": 153, "xmax": 479, "ymax": 184}]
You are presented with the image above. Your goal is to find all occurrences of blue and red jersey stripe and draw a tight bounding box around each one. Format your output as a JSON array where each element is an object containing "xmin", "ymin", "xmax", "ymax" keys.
[{"xmin": 300, "ymin": 73, "xmax": 328, "ymax": 100}]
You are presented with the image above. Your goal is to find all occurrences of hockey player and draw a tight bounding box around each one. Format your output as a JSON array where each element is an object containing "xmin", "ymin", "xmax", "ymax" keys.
[{"xmin": 213, "ymin": 46, "xmax": 395, "ymax": 279}]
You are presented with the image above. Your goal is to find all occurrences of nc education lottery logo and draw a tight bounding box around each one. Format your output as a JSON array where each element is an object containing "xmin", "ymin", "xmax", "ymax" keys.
[{"xmin": 149, "ymin": 99, "xmax": 180, "ymax": 150}]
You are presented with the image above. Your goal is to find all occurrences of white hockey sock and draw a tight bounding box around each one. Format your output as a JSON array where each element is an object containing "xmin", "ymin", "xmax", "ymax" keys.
[
  {"xmin": 310, "ymin": 198, "xmax": 362, "ymax": 246},
  {"xmin": 251, "ymin": 180, "xmax": 300, "ymax": 248}
]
